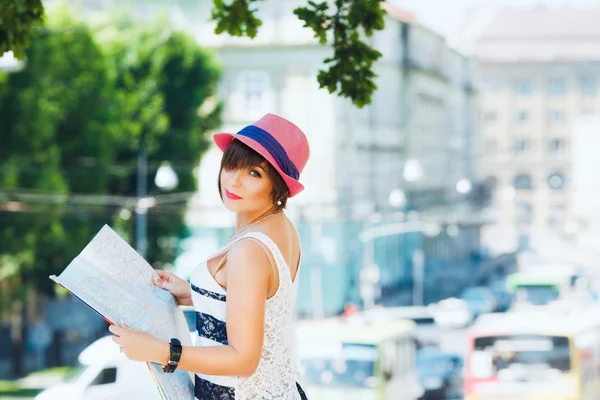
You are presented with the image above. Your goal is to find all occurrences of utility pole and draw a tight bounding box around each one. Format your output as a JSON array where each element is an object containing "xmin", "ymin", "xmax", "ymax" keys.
[
  {"xmin": 136, "ymin": 149, "xmax": 148, "ymax": 259},
  {"xmin": 412, "ymin": 249, "xmax": 424, "ymax": 306}
]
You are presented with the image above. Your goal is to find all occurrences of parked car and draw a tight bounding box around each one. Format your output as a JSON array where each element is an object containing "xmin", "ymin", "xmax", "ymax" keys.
[
  {"xmin": 428, "ymin": 298, "xmax": 473, "ymax": 329},
  {"xmin": 34, "ymin": 336, "xmax": 161, "ymax": 400},
  {"xmin": 363, "ymin": 306, "xmax": 439, "ymax": 347},
  {"xmin": 35, "ymin": 307, "xmax": 194, "ymax": 400},
  {"xmin": 416, "ymin": 346, "xmax": 463, "ymax": 400},
  {"xmin": 460, "ymin": 286, "xmax": 497, "ymax": 317},
  {"xmin": 489, "ymin": 280, "xmax": 513, "ymax": 312}
]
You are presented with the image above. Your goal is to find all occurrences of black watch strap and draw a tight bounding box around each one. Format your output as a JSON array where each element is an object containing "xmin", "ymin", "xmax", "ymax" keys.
[{"xmin": 161, "ymin": 338, "xmax": 182, "ymax": 373}]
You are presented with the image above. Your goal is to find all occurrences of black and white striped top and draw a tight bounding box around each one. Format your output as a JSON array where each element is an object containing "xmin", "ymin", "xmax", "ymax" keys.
[{"xmin": 190, "ymin": 231, "xmax": 308, "ymax": 400}]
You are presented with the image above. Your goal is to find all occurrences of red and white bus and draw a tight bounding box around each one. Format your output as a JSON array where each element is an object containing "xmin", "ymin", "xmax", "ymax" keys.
[{"xmin": 464, "ymin": 304, "xmax": 600, "ymax": 400}]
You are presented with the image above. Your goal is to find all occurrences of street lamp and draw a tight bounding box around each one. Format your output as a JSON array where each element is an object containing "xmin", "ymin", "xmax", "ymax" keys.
[
  {"xmin": 456, "ymin": 178, "xmax": 473, "ymax": 195},
  {"xmin": 136, "ymin": 158, "xmax": 178, "ymax": 258},
  {"xmin": 388, "ymin": 188, "xmax": 407, "ymax": 208},
  {"xmin": 0, "ymin": 51, "xmax": 25, "ymax": 72},
  {"xmin": 155, "ymin": 161, "xmax": 179, "ymax": 190},
  {"xmin": 403, "ymin": 159, "xmax": 423, "ymax": 182}
]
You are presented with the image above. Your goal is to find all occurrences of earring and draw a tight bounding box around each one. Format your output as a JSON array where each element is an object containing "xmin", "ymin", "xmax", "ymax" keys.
[{"xmin": 277, "ymin": 200, "xmax": 282, "ymax": 206}]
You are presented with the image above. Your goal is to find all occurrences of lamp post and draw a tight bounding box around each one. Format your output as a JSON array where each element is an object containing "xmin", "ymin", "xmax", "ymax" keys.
[
  {"xmin": 0, "ymin": 51, "xmax": 25, "ymax": 73},
  {"xmin": 412, "ymin": 249, "xmax": 424, "ymax": 306},
  {"xmin": 456, "ymin": 178, "xmax": 473, "ymax": 195},
  {"xmin": 136, "ymin": 156, "xmax": 179, "ymax": 259}
]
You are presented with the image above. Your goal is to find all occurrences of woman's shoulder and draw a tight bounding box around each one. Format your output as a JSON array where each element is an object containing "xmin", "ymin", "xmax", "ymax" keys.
[
  {"xmin": 228, "ymin": 237, "xmax": 271, "ymax": 263},
  {"xmin": 256, "ymin": 214, "xmax": 298, "ymax": 240}
]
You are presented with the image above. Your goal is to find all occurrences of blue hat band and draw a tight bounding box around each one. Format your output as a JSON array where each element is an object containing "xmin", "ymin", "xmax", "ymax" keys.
[{"xmin": 237, "ymin": 125, "xmax": 300, "ymax": 180}]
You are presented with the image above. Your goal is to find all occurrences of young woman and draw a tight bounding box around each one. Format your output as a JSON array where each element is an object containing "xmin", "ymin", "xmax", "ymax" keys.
[{"xmin": 109, "ymin": 113, "xmax": 310, "ymax": 399}]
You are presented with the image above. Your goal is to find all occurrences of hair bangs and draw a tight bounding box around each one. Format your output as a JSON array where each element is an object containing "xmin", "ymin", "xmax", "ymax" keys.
[{"xmin": 220, "ymin": 139, "xmax": 267, "ymax": 172}]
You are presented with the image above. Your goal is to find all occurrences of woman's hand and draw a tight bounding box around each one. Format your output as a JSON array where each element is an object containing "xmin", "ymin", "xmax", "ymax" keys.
[
  {"xmin": 109, "ymin": 321, "xmax": 168, "ymax": 364},
  {"xmin": 153, "ymin": 270, "xmax": 192, "ymax": 306}
]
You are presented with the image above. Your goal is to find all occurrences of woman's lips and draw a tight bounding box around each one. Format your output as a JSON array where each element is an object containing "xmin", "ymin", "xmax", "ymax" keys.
[{"xmin": 225, "ymin": 189, "xmax": 243, "ymax": 200}]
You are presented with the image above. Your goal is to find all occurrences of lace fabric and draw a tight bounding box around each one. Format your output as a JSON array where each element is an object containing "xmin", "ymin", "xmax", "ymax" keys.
[
  {"xmin": 236, "ymin": 232, "xmax": 301, "ymax": 400},
  {"xmin": 192, "ymin": 231, "xmax": 302, "ymax": 400}
]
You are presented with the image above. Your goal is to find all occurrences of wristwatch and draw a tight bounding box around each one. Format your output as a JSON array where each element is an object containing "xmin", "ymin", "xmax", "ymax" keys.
[{"xmin": 161, "ymin": 338, "xmax": 182, "ymax": 373}]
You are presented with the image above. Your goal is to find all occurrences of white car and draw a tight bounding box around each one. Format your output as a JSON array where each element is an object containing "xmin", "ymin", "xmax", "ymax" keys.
[
  {"xmin": 428, "ymin": 298, "xmax": 473, "ymax": 329},
  {"xmin": 34, "ymin": 336, "xmax": 162, "ymax": 400},
  {"xmin": 36, "ymin": 307, "xmax": 195, "ymax": 400}
]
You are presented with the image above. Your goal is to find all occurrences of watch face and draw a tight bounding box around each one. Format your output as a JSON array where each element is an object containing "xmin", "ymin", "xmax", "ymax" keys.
[{"xmin": 170, "ymin": 338, "xmax": 183, "ymax": 363}]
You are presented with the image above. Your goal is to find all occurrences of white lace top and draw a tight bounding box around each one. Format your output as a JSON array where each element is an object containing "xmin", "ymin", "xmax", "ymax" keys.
[{"xmin": 190, "ymin": 231, "xmax": 304, "ymax": 400}]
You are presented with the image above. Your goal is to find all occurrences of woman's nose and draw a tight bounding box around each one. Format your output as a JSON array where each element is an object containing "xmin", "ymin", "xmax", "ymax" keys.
[{"xmin": 229, "ymin": 170, "xmax": 242, "ymax": 187}]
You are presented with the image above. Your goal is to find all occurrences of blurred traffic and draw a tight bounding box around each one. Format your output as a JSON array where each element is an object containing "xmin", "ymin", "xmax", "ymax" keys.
[{"xmin": 29, "ymin": 260, "xmax": 600, "ymax": 400}]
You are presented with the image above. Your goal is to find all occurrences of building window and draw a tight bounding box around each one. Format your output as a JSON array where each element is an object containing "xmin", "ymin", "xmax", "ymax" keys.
[
  {"xmin": 514, "ymin": 79, "xmax": 533, "ymax": 95},
  {"xmin": 548, "ymin": 172, "xmax": 566, "ymax": 190},
  {"xmin": 548, "ymin": 110, "xmax": 565, "ymax": 123},
  {"xmin": 483, "ymin": 110, "xmax": 497, "ymax": 123},
  {"xmin": 513, "ymin": 138, "xmax": 532, "ymax": 154},
  {"xmin": 548, "ymin": 138, "xmax": 566, "ymax": 155},
  {"xmin": 514, "ymin": 174, "xmax": 533, "ymax": 190},
  {"xmin": 513, "ymin": 110, "xmax": 530, "ymax": 123},
  {"xmin": 516, "ymin": 200, "xmax": 534, "ymax": 224},
  {"xmin": 581, "ymin": 109, "xmax": 595, "ymax": 116},
  {"xmin": 547, "ymin": 78, "xmax": 567, "ymax": 96},
  {"xmin": 548, "ymin": 201, "xmax": 566, "ymax": 228},
  {"xmin": 580, "ymin": 76, "xmax": 597, "ymax": 96},
  {"xmin": 485, "ymin": 138, "xmax": 497, "ymax": 155},
  {"xmin": 239, "ymin": 71, "xmax": 270, "ymax": 111},
  {"xmin": 484, "ymin": 79, "xmax": 502, "ymax": 93}
]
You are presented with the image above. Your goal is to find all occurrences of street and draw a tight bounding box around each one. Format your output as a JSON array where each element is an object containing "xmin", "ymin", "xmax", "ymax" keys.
[{"xmin": 438, "ymin": 328, "xmax": 469, "ymax": 357}]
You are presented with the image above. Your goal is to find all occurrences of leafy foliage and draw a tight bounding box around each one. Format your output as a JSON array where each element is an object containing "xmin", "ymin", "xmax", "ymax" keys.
[
  {"xmin": 212, "ymin": 0, "xmax": 387, "ymax": 108},
  {"xmin": 0, "ymin": 0, "xmax": 45, "ymax": 59},
  {"xmin": 3, "ymin": 0, "xmax": 388, "ymax": 107},
  {"xmin": 0, "ymin": 6, "xmax": 221, "ymax": 300}
]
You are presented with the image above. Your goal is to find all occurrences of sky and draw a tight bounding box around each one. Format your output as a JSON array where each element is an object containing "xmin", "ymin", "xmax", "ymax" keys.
[{"xmin": 390, "ymin": 0, "xmax": 600, "ymax": 36}]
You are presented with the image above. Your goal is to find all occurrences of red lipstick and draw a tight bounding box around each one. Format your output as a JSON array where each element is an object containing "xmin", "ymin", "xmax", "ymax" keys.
[{"xmin": 225, "ymin": 189, "xmax": 243, "ymax": 200}]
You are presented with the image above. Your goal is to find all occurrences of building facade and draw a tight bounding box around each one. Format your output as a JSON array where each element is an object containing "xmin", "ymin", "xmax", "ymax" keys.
[
  {"xmin": 455, "ymin": 7, "xmax": 600, "ymax": 255},
  {"xmin": 177, "ymin": 0, "xmax": 485, "ymax": 313},
  {"xmin": 171, "ymin": 0, "xmax": 485, "ymax": 313}
]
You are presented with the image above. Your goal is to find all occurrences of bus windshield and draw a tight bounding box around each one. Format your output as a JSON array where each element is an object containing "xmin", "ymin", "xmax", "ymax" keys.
[
  {"xmin": 515, "ymin": 285, "xmax": 559, "ymax": 305},
  {"xmin": 298, "ymin": 343, "xmax": 378, "ymax": 388},
  {"xmin": 471, "ymin": 335, "xmax": 571, "ymax": 379}
]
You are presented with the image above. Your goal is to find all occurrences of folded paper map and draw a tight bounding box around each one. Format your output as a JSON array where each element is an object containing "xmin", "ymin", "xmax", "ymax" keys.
[{"xmin": 50, "ymin": 224, "xmax": 194, "ymax": 399}]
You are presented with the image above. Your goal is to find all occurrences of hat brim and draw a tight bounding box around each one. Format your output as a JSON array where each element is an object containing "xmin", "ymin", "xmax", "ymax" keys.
[{"xmin": 214, "ymin": 133, "xmax": 305, "ymax": 198}]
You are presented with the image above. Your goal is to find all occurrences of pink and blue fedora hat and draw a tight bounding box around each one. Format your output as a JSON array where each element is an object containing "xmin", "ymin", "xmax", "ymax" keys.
[{"xmin": 213, "ymin": 113, "xmax": 310, "ymax": 198}]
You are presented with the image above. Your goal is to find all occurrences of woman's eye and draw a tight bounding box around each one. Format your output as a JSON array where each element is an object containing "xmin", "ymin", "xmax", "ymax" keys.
[{"xmin": 250, "ymin": 170, "xmax": 262, "ymax": 178}]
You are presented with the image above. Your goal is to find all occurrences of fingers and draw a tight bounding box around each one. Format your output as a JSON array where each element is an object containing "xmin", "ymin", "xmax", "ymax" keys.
[
  {"xmin": 152, "ymin": 275, "xmax": 168, "ymax": 288},
  {"xmin": 155, "ymin": 269, "xmax": 168, "ymax": 278},
  {"xmin": 109, "ymin": 324, "xmax": 125, "ymax": 336}
]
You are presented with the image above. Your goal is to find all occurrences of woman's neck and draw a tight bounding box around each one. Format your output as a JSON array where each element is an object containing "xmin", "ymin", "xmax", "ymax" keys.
[{"xmin": 235, "ymin": 207, "xmax": 279, "ymax": 233}]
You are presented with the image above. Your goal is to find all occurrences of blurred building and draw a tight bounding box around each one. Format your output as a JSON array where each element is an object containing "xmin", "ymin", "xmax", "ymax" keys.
[
  {"xmin": 454, "ymin": 7, "xmax": 600, "ymax": 255},
  {"xmin": 64, "ymin": 0, "xmax": 494, "ymax": 314},
  {"xmin": 168, "ymin": 0, "xmax": 488, "ymax": 314},
  {"xmin": 182, "ymin": 1, "xmax": 480, "ymax": 223}
]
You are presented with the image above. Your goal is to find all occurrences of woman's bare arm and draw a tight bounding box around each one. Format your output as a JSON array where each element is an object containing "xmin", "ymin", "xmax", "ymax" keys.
[{"xmin": 151, "ymin": 239, "xmax": 271, "ymax": 377}]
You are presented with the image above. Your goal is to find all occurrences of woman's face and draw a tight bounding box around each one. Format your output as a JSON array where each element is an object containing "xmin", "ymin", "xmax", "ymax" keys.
[{"xmin": 220, "ymin": 164, "xmax": 274, "ymax": 213}]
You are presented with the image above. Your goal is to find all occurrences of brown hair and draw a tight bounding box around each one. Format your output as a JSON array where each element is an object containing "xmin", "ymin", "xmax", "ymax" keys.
[{"xmin": 218, "ymin": 139, "xmax": 289, "ymax": 211}]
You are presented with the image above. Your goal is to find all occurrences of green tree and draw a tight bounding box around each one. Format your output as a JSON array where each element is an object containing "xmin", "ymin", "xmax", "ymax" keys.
[
  {"xmin": 0, "ymin": 5, "xmax": 222, "ymax": 375},
  {"xmin": 213, "ymin": 0, "xmax": 386, "ymax": 107},
  {"xmin": 0, "ymin": 4, "xmax": 119, "ymax": 377},
  {"xmin": 0, "ymin": 6, "xmax": 118, "ymax": 297},
  {"xmin": 0, "ymin": 8, "xmax": 221, "ymax": 298},
  {"xmin": 2, "ymin": 0, "xmax": 387, "ymax": 108},
  {"xmin": 0, "ymin": 0, "xmax": 45, "ymax": 59},
  {"xmin": 101, "ymin": 19, "xmax": 222, "ymax": 265}
]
